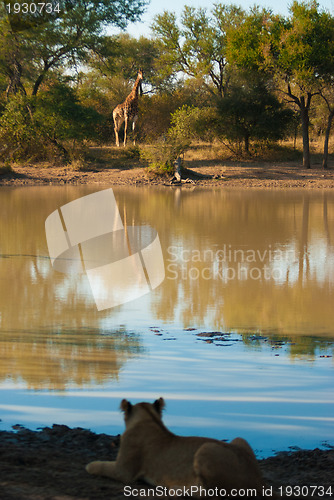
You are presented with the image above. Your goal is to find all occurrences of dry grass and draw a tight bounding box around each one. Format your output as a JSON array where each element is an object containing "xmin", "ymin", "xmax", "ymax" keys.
[
  {"xmin": 6, "ymin": 137, "xmax": 332, "ymax": 174},
  {"xmin": 180, "ymin": 137, "xmax": 333, "ymax": 167},
  {"xmin": 83, "ymin": 145, "xmax": 144, "ymax": 170},
  {"xmin": 81, "ymin": 139, "xmax": 333, "ymax": 174}
]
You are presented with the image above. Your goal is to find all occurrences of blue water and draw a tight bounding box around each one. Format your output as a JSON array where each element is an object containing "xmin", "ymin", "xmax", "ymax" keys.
[{"xmin": 0, "ymin": 186, "xmax": 333, "ymax": 457}]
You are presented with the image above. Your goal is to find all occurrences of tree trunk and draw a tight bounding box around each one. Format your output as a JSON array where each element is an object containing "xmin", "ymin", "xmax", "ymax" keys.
[
  {"xmin": 322, "ymin": 109, "xmax": 334, "ymax": 169},
  {"xmin": 300, "ymin": 105, "xmax": 311, "ymax": 169},
  {"xmin": 32, "ymin": 73, "xmax": 45, "ymax": 96},
  {"xmin": 286, "ymin": 87, "xmax": 312, "ymax": 169},
  {"xmin": 6, "ymin": 59, "xmax": 26, "ymax": 97},
  {"xmin": 298, "ymin": 195, "xmax": 310, "ymax": 284},
  {"xmin": 244, "ymin": 134, "xmax": 250, "ymax": 154},
  {"xmin": 48, "ymin": 137, "xmax": 70, "ymax": 163},
  {"xmin": 174, "ymin": 157, "xmax": 182, "ymax": 182}
]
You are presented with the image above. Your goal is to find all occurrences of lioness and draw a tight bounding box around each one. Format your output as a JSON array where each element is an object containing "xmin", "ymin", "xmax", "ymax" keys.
[{"xmin": 86, "ymin": 398, "xmax": 265, "ymax": 496}]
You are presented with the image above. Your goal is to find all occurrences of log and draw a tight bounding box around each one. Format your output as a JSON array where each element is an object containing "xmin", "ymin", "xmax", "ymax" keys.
[{"xmin": 170, "ymin": 157, "xmax": 194, "ymax": 185}]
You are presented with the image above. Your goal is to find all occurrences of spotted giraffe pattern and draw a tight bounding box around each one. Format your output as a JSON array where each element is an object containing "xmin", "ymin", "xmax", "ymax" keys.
[{"xmin": 113, "ymin": 70, "xmax": 143, "ymax": 147}]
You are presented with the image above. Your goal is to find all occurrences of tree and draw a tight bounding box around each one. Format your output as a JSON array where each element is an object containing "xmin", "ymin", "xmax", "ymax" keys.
[
  {"xmin": 35, "ymin": 83, "xmax": 101, "ymax": 145},
  {"xmin": 216, "ymin": 73, "xmax": 294, "ymax": 153},
  {"xmin": 0, "ymin": 0, "xmax": 147, "ymax": 97},
  {"xmin": 228, "ymin": 1, "xmax": 334, "ymax": 168},
  {"xmin": 320, "ymin": 87, "xmax": 334, "ymax": 169},
  {"xmin": 271, "ymin": 1, "xmax": 334, "ymax": 169},
  {"xmin": 315, "ymin": 9, "xmax": 334, "ymax": 169},
  {"xmin": 86, "ymin": 34, "xmax": 163, "ymax": 90},
  {"xmin": 0, "ymin": 81, "xmax": 101, "ymax": 161},
  {"xmin": 0, "ymin": 0, "xmax": 147, "ymax": 160},
  {"xmin": 152, "ymin": 4, "xmax": 245, "ymax": 97},
  {"xmin": 152, "ymin": 5, "xmax": 295, "ymax": 153}
]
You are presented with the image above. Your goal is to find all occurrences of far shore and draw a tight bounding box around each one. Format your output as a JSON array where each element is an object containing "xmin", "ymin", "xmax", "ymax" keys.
[{"xmin": 1, "ymin": 160, "xmax": 334, "ymax": 189}]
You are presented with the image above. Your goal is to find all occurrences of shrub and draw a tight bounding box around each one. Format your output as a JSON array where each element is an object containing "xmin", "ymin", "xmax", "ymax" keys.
[
  {"xmin": 0, "ymin": 84, "xmax": 102, "ymax": 164},
  {"xmin": 169, "ymin": 105, "xmax": 217, "ymax": 143},
  {"xmin": 0, "ymin": 94, "xmax": 40, "ymax": 161},
  {"xmin": 140, "ymin": 137, "xmax": 184, "ymax": 174},
  {"xmin": 140, "ymin": 105, "xmax": 217, "ymax": 173}
]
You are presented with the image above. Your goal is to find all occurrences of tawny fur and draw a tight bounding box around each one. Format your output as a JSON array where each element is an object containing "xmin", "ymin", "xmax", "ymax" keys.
[
  {"xmin": 86, "ymin": 398, "xmax": 265, "ymax": 496},
  {"xmin": 113, "ymin": 70, "xmax": 143, "ymax": 147}
]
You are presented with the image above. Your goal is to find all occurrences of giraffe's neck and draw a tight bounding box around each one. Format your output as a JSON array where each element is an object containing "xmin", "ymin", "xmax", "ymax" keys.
[{"xmin": 128, "ymin": 74, "xmax": 142, "ymax": 100}]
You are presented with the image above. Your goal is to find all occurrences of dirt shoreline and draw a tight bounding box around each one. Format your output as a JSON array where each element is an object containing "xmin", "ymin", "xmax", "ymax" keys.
[
  {"xmin": 0, "ymin": 425, "xmax": 333, "ymax": 500},
  {"xmin": 1, "ymin": 162, "xmax": 334, "ymax": 189}
]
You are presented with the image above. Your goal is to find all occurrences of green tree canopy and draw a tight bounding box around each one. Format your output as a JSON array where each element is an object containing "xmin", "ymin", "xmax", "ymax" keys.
[
  {"xmin": 228, "ymin": 0, "xmax": 334, "ymax": 168},
  {"xmin": 85, "ymin": 33, "xmax": 163, "ymax": 90},
  {"xmin": 0, "ymin": 0, "xmax": 147, "ymax": 97},
  {"xmin": 216, "ymin": 73, "xmax": 294, "ymax": 152},
  {"xmin": 152, "ymin": 4, "xmax": 245, "ymax": 97}
]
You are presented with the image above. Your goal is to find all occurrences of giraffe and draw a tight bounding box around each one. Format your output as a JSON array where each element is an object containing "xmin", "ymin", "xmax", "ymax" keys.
[{"xmin": 113, "ymin": 69, "xmax": 143, "ymax": 147}]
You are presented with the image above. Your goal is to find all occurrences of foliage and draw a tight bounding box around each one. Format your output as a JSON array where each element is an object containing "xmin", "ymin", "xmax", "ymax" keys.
[
  {"xmin": 86, "ymin": 34, "xmax": 163, "ymax": 90},
  {"xmin": 216, "ymin": 75, "xmax": 295, "ymax": 152},
  {"xmin": 140, "ymin": 104, "xmax": 216, "ymax": 172},
  {"xmin": 139, "ymin": 82, "xmax": 212, "ymax": 141},
  {"xmin": 227, "ymin": 0, "xmax": 334, "ymax": 167},
  {"xmin": 34, "ymin": 83, "xmax": 101, "ymax": 142},
  {"xmin": 169, "ymin": 105, "xmax": 217, "ymax": 143},
  {"xmin": 268, "ymin": 1, "xmax": 334, "ymax": 86},
  {"xmin": 152, "ymin": 5, "xmax": 245, "ymax": 97},
  {"xmin": 140, "ymin": 138, "xmax": 182, "ymax": 174},
  {"xmin": 0, "ymin": 93, "xmax": 39, "ymax": 160},
  {"xmin": 0, "ymin": 159, "xmax": 12, "ymax": 173},
  {"xmin": 0, "ymin": 83, "xmax": 101, "ymax": 162},
  {"xmin": 0, "ymin": 0, "xmax": 148, "ymax": 162},
  {"xmin": 1, "ymin": 1, "xmax": 334, "ymax": 167},
  {"xmin": 0, "ymin": 0, "xmax": 147, "ymax": 97},
  {"xmin": 226, "ymin": 6, "xmax": 274, "ymax": 71}
]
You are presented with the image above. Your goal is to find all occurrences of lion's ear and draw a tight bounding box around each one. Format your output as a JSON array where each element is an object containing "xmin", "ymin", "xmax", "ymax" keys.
[
  {"xmin": 120, "ymin": 399, "xmax": 132, "ymax": 414},
  {"xmin": 153, "ymin": 397, "xmax": 165, "ymax": 415}
]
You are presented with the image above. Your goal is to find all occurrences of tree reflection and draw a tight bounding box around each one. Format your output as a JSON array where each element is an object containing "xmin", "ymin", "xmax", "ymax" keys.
[
  {"xmin": 143, "ymin": 189, "xmax": 334, "ymax": 348},
  {"xmin": 1, "ymin": 185, "xmax": 334, "ymax": 383},
  {"xmin": 0, "ymin": 327, "xmax": 143, "ymax": 390}
]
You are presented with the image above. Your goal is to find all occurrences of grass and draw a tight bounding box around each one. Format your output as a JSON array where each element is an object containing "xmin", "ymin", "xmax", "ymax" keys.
[
  {"xmin": 178, "ymin": 137, "xmax": 333, "ymax": 166},
  {"xmin": 79, "ymin": 138, "xmax": 333, "ymax": 175},
  {"xmin": 3, "ymin": 136, "xmax": 332, "ymax": 173},
  {"xmin": 83, "ymin": 144, "xmax": 145, "ymax": 170}
]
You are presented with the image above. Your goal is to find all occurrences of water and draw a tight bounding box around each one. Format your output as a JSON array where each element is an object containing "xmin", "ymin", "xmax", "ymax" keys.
[{"xmin": 0, "ymin": 186, "xmax": 333, "ymax": 457}]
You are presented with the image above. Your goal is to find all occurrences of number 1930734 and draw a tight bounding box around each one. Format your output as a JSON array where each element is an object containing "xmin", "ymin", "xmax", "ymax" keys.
[
  {"xmin": 5, "ymin": 3, "xmax": 60, "ymax": 14},
  {"xmin": 278, "ymin": 485, "xmax": 333, "ymax": 497}
]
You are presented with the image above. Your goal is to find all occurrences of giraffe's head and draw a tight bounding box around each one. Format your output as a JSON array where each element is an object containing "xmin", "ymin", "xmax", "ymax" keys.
[{"xmin": 138, "ymin": 69, "xmax": 143, "ymax": 95}]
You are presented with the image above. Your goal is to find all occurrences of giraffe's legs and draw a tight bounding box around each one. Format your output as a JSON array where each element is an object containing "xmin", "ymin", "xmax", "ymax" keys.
[
  {"xmin": 113, "ymin": 113, "xmax": 123, "ymax": 147},
  {"xmin": 132, "ymin": 115, "xmax": 138, "ymax": 146},
  {"xmin": 123, "ymin": 116, "xmax": 128, "ymax": 147},
  {"xmin": 114, "ymin": 126, "xmax": 120, "ymax": 147}
]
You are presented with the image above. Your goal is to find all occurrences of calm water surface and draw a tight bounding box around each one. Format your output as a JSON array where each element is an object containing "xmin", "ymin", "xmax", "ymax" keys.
[{"xmin": 0, "ymin": 186, "xmax": 333, "ymax": 457}]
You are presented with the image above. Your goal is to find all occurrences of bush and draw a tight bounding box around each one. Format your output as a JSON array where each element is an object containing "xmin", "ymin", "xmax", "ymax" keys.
[
  {"xmin": 0, "ymin": 94, "xmax": 39, "ymax": 161},
  {"xmin": 0, "ymin": 160, "xmax": 12, "ymax": 174},
  {"xmin": 140, "ymin": 137, "xmax": 184, "ymax": 174},
  {"xmin": 140, "ymin": 105, "xmax": 217, "ymax": 173},
  {"xmin": 0, "ymin": 84, "xmax": 102, "ymax": 164},
  {"xmin": 169, "ymin": 105, "xmax": 217, "ymax": 143},
  {"xmin": 216, "ymin": 77, "xmax": 295, "ymax": 153}
]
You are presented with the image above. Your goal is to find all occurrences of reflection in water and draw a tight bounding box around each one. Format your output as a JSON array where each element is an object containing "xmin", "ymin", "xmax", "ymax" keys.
[
  {"xmin": 0, "ymin": 187, "xmax": 333, "ymax": 381},
  {"xmin": 195, "ymin": 330, "xmax": 334, "ymax": 360},
  {"xmin": 0, "ymin": 327, "xmax": 143, "ymax": 390},
  {"xmin": 0, "ymin": 186, "xmax": 333, "ymax": 453},
  {"xmin": 153, "ymin": 189, "xmax": 334, "ymax": 338}
]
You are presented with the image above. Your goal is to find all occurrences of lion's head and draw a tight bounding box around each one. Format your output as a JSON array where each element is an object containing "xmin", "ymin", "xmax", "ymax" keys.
[{"xmin": 120, "ymin": 398, "xmax": 166, "ymax": 428}]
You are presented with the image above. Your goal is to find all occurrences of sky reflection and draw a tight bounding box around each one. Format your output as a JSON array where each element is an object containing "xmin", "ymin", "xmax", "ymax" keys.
[{"xmin": 0, "ymin": 187, "xmax": 334, "ymax": 457}]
